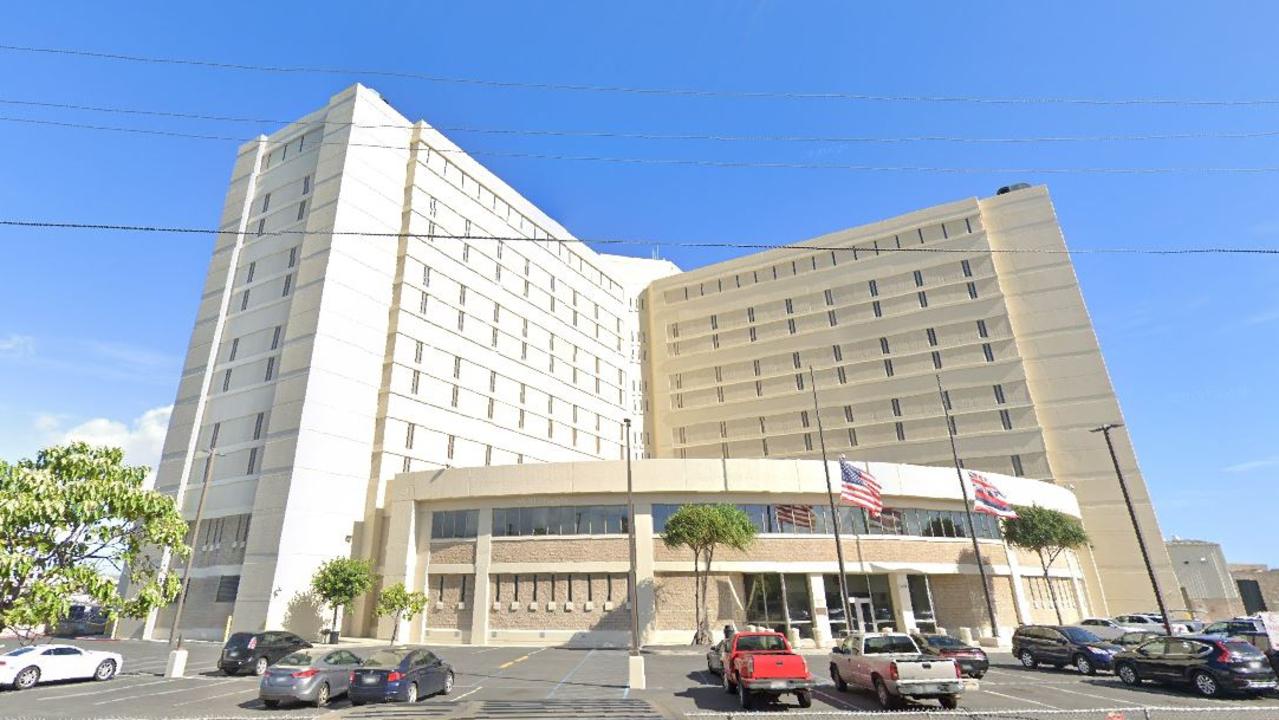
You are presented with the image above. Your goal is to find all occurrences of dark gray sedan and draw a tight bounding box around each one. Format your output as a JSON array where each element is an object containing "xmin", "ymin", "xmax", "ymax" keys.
[{"xmin": 258, "ymin": 649, "xmax": 363, "ymax": 708}]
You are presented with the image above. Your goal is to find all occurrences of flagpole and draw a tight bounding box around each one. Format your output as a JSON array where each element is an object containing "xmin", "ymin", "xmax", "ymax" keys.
[
  {"xmin": 859, "ymin": 463, "xmax": 879, "ymax": 632},
  {"xmin": 935, "ymin": 374, "xmax": 1001, "ymax": 640},
  {"xmin": 808, "ymin": 366, "xmax": 852, "ymax": 641}
]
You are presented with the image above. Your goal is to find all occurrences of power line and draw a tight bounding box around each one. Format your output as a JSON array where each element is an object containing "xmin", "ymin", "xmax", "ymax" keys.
[
  {"xmin": 5, "ymin": 42, "xmax": 1279, "ymax": 108},
  {"xmin": 3, "ymin": 220, "xmax": 1277, "ymax": 257},
  {"xmin": 6, "ymin": 115, "xmax": 1279, "ymax": 175},
  {"xmin": 7, "ymin": 98, "xmax": 1279, "ymax": 145}
]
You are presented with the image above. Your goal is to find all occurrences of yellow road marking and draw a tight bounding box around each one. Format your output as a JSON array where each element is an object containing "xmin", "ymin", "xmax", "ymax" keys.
[{"xmin": 497, "ymin": 647, "xmax": 545, "ymax": 669}]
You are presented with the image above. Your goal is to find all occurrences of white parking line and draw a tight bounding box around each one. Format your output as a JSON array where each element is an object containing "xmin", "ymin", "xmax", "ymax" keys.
[
  {"xmin": 812, "ymin": 688, "xmax": 865, "ymax": 711},
  {"xmin": 171, "ymin": 684, "xmax": 259, "ymax": 706},
  {"xmin": 1039, "ymin": 682, "xmax": 1146, "ymax": 706},
  {"xmin": 449, "ymin": 685, "xmax": 482, "ymax": 702},
  {"xmin": 92, "ymin": 678, "xmax": 235, "ymax": 705},
  {"xmin": 546, "ymin": 648, "xmax": 595, "ymax": 698},
  {"xmin": 980, "ymin": 687, "xmax": 1064, "ymax": 709},
  {"xmin": 37, "ymin": 677, "xmax": 171, "ymax": 701}
]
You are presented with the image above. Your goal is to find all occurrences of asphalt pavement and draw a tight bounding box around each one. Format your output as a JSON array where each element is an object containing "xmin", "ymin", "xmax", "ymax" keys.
[{"xmin": 3, "ymin": 638, "xmax": 1279, "ymax": 719}]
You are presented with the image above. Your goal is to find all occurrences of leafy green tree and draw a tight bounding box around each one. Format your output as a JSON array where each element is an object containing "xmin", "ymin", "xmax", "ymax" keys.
[
  {"xmin": 1002, "ymin": 505, "xmax": 1090, "ymax": 624},
  {"xmin": 661, "ymin": 504, "xmax": 756, "ymax": 644},
  {"xmin": 375, "ymin": 581, "xmax": 428, "ymax": 644},
  {"xmin": 311, "ymin": 557, "xmax": 374, "ymax": 635},
  {"xmin": 0, "ymin": 443, "xmax": 189, "ymax": 642}
]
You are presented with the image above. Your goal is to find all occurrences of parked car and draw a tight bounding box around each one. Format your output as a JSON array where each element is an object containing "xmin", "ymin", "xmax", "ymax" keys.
[
  {"xmin": 706, "ymin": 639, "xmax": 725, "ymax": 675},
  {"xmin": 1201, "ymin": 618, "xmax": 1267, "ymax": 637},
  {"xmin": 349, "ymin": 647, "xmax": 454, "ymax": 705},
  {"xmin": 54, "ymin": 604, "xmax": 110, "ymax": 637},
  {"xmin": 1012, "ymin": 625, "xmax": 1123, "ymax": 675},
  {"xmin": 911, "ymin": 633, "xmax": 989, "ymax": 678},
  {"xmin": 258, "ymin": 648, "xmax": 362, "ymax": 708},
  {"xmin": 1114, "ymin": 635, "xmax": 1277, "ymax": 698},
  {"xmin": 1115, "ymin": 614, "xmax": 1189, "ymax": 634},
  {"xmin": 720, "ymin": 631, "xmax": 815, "ymax": 709},
  {"xmin": 0, "ymin": 644, "xmax": 121, "ymax": 690},
  {"xmin": 829, "ymin": 632, "xmax": 967, "ymax": 710},
  {"xmin": 1075, "ymin": 617, "xmax": 1142, "ymax": 640},
  {"xmin": 1114, "ymin": 630, "xmax": 1165, "ymax": 648},
  {"xmin": 218, "ymin": 631, "xmax": 312, "ymax": 676}
]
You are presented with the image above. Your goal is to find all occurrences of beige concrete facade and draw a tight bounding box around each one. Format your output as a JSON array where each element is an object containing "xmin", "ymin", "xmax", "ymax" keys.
[
  {"xmin": 381, "ymin": 458, "xmax": 1087, "ymax": 646},
  {"xmin": 1167, "ymin": 539, "xmax": 1245, "ymax": 620},
  {"xmin": 136, "ymin": 84, "xmax": 1173, "ymax": 642},
  {"xmin": 640, "ymin": 186, "xmax": 1178, "ymax": 616}
]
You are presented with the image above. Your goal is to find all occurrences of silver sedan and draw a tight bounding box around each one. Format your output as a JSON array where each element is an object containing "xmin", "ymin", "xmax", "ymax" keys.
[{"xmin": 258, "ymin": 648, "xmax": 362, "ymax": 708}]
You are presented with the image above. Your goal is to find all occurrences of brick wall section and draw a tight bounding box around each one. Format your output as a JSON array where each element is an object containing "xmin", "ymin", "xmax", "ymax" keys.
[
  {"xmin": 490, "ymin": 537, "xmax": 629, "ymax": 563},
  {"xmin": 653, "ymin": 537, "xmax": 1007, "ymax": 567},
  {"xmin": 428, "ymin": 540, "xmax": 476, "ymax": 564},
  {"xmin": 928, "ymin": 574, "xmax": 1018, "ymax": 632},
  {"xmin": 423, "ymin": 575, "xmax": 473, "ymax": 632},
  {"xmin": 653, "ymin": 573, "xmax": 748, "ymax": 631},
  {"xmin": 487, "ymin": 574, "xmax": 630, "ymax": 630}
]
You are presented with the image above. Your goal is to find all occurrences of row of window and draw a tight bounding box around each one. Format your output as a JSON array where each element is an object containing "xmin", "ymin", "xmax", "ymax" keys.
[
  {"xmin": 493, "ymin": 505, "xmax": 630, "ymax": 537},
  {"xmin": 662, "ymin": 216, "xmax": 979, "ymax": 305},
  {"xmin": 651, "ymin": 503, "xmax": 1003, "ymax": 539}
]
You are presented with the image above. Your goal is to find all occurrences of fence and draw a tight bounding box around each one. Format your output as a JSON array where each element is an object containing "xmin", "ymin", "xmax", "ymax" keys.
[{"xmin": 688, "ymin": 707, "xmax": 1279, "ymax": 720}]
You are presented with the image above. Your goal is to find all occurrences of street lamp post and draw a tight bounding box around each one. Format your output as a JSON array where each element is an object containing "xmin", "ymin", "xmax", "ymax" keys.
[
  {"xmin": 165, "ymin": 446, "xmax": 219, "ymax": 677},
  {"xmin": 1091, "ymin": 423, "xmax": 1173, "ymax": 636},
  {"xmin": 623, "ymin": 418, "xmax": 646, "ymax": 689}
]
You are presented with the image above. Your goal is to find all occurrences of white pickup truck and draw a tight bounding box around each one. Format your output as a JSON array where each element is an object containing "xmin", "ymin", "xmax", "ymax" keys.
[{"xmin": 828, "ymin": 632, "xmax": 972, "ymax": 709}]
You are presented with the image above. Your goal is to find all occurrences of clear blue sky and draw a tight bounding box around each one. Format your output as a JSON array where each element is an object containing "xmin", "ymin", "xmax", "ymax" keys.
[{"xmin": 2, "ymin": 2, "xmax": 1277, "ymax": 565}]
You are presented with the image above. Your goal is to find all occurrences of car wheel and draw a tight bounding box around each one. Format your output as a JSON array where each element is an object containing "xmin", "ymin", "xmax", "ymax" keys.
[
  {"xmin": 442, "ymin": 670, "xmax": 455, "ymax": 695},
  {"xmin": 1019, "ymin": 650, "xmax": 1038, "ymax": 669},
  {"xmin": 722, "ymin": 669, "xmax": 736, "ymax": 694},
  {"xmin": 939, "ymin": 695, "xmax": 959, "ymax": 710},
  {"xmin": 796, "ymin": 689, "xmax": 812, "ymax": 708},
  {"xmin": 972, "ymin": 671, "xmax": 985, "ymax": 680},
  {"xmin": 1075, "ymin": 654, "xmax": 1095, "ymax": 676},
  {"xmin": 13, "ymin": 666, "xmax": 40, "ymax": 690},
  {"xmin": 1193, "ymin": 671, "xmax": 1220, "ymax": 698},
  {"xmin": 1117, "ymin": 663, "xmax": 1141, "ymax": 686},
  {"xmin": 350, "ymin": 700, "xmax": 365, "ymax": 706},
  {"xmin": 94, "ymin": 659, "xmax": 118, "ymax": 681},
  {"xmin": 262, "ymin": 700, "xmax": 279, "ymax": 709},
  {"xmin": 737, "ymin": 679, "xmax": 752, "ymax": 709},
  {"xmin": 253, "ymin": 657, "xmax": 269, "ymax": 676},
  {"xmin": 874, "ymin": 678, "xmax": 898, "ymax": 709},
  {"xmin": 313, "ymin": 683, "xmax": 329, "ymax": 708},
  {"xmin": 830, "ymin": 663, "xmax": 848, "ymax": 692},
  {"xmin": 406, "ymin": 682, "xmax": 418, "ymax": 703}
]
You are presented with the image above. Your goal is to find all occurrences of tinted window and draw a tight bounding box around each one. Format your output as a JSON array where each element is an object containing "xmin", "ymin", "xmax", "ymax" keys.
[
  {"xmin": 4, "ymin": 647, "xmax": 36, "ymax": 656},
  {"xmin": 363, "ymin": 650, "xmax": 410, "ymax": 668},
  {"xmin": 1138, "ymin": 639, "xmax": 1167, "ymax": 657},
  {"xmin": 1222, "ymin": 641, "xmax": 1265, "ymax": 658},
  {"xmin": 864, "ymin": 636, "xmax": 920, "ymax": 654},
  {"xmin": 736, "ymin": 635, "xmax": 787, "ymax": 652},
  {"xmin": 415, "ymin": 651, "xmax": 437, "ymax": 667},
  {"xmin": 226, "ymin": 632, "xmax": 258, "ymax": 648},
  {"xmin": 921, "ymin": 635, "xmax": 967, "ymax": 648},
  {"xmin": 279, "ymin": 652, "xmax": 316, "ymax": 666},
  {"xmin": 1061, "ymin": 628, "xmax": 1102, "ymax": 643}
]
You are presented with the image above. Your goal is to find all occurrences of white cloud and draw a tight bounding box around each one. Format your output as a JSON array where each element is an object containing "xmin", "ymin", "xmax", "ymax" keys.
[
  {"xmin": 40, "ymin": 406, "xmax": 173, "ymax": 484},
  {"xmin": 1222, "ymin": 456, "xmax": 1279, "ymax": 473},
  {"xmin": 0, "ymin": 333, "xmax": 35, "ymax": 357}
]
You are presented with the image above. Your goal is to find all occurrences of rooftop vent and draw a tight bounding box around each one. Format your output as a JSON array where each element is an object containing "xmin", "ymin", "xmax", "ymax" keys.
[{"xmin": 996, "ymin": 183, "xmax": 1032, "ymax": 195}]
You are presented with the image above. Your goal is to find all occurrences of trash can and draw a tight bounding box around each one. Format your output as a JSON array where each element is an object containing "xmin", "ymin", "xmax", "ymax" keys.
[{"xmin": 326, "ymin": 630, "xmax": 340, "ymax": 644}]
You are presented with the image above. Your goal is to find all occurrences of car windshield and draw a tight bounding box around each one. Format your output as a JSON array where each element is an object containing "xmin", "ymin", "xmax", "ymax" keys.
[
  {"xmin": 865, "ymin": 636, "xmax": 919, "ymax": 654},
  {"xmin": 4, "ymin": 647, "xmax": 36, "ymax": 656},
  {"xmin": 1061, "ymin": 627, "xmax": 1102, "ymax": 643},
  {"xmin": 225, "ymin": 632, "xmax": 257, "ymax": 648},
  {"xmin": 736, "ymin": 635, "xmax": 787, "ymax": 652},
  {"xmin": 921, "ymin": 635, "xmax": 967, "ymax": 648},
  {"xmin": 277, "ymin": 651, "xmax": 316, "ymax": 666},
  {"xmin": 362, "ymin": 650, "xmax": 408, "ymax": 667}
]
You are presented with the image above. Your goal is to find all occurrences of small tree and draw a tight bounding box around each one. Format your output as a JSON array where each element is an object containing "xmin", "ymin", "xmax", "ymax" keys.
[
  {"xmin": 1003, "ymin": 505, "xmax": 1090, "ymax": 624},
  {"xmin": 0, "ymin": 443, "xmax": 189, "ymax": 642},
  {"xmin": 311, "ymin": 557, "xmax": 374, "ymax": 636},
  {"xmin": 661, "ymin": 504, "xmax": 756, "ymax": 645},
  {"xmin": 375, "ymin": 581, "xmax": 428, "ymax": 644}
]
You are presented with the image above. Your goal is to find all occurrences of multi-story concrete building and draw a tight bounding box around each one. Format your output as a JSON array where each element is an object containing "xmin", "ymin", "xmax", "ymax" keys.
[
  {"xmin": 1166, "ymin": 538, "xmax": 1244, "ymax": 620},
  {"xmin": 125, "ymin": 84, "xmax": 1178, "ymax": 643}
]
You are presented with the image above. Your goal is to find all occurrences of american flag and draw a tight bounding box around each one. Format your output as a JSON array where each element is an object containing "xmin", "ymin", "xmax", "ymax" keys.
[
  {"xmin": 775, "ymin": 504, "xmax": 814, "ymax": 530},
  {"xmin": 839, "ymin": 457, "xmax": 882, "ymax": 517},
  {"xmin": 969, "ymin": 471, "xmax": 1018, "ymax": 519}
]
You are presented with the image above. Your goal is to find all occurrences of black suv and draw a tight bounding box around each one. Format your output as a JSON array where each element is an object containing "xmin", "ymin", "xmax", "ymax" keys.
[
  {"xmin": 1114, "ymin": 635, "xmax": 1277, "ymax": 697},
  {"xmin": 1012, "ymin": 625, "xmax": 1123, "ymax": 675},
  {"xmin": 218, "ymin": 631, "xmax": 312, "ymax": 676}
]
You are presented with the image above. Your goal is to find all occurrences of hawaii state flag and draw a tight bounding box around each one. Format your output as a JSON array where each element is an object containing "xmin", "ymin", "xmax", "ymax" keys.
[
  {"xmin": 839, "ymin": 457, "xmax": 883, "ymax": 517},
  {"xmin": 968, "ymin": 471, "xmax": 1018, "ymax": 519}
]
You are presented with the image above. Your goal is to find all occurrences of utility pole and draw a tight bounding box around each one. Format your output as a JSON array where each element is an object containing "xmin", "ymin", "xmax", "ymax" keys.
[
  {"xmin": 623, "ymin": 418, "xmax": 646, "ymax": 689},
  {"xmin": 809, "ymin": 367, "xmax": 852, "ymax": 639},
  {"xmin": 165, "ymin": 446, "xmax": 218, "ymax": 677},
  {"xmin": 935, "ymin": 375, "xmax": 1000, "ymax": 639},
  {"xmin": 1091, "ymin": 423, "xmax": 1173, "ymax": 636}
]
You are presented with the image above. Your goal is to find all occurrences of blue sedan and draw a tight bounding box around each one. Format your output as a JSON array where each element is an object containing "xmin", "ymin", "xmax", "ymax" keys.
[{"xmin": 348, "ymin": 647, "xmax": 454, "ymax": 705}]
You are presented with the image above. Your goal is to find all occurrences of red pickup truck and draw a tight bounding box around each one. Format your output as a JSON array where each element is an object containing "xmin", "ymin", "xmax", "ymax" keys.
[{"xmin": 720, "ymin": 631, "xmax": 815, "ymax": 709}]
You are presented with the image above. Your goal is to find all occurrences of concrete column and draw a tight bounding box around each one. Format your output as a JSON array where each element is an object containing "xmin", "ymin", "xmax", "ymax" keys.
[
  {"xmin": 808, "ymin": 574, "xmax": 832, "ymax": 647},
  {"xmin": 633, "ymin": 502, "xmax": 656, "ymax": 645},
  {"xmin": 377, "ymin": 498, "xmax": 418, "ymax": 641},
  {"xmin": 469, "ymin": 509, "xmax": 494, "ymax": 646},
  {"xmin": 1065, "ymin": 549, "xmax": 1091, "ymax": 618},
  {"xmin": 1002, "ymin": 540, "xmax": 1031, "ymax": 625},
  {"xmin": 888, "ymin": 573, "xmax": 916, "ymax": 633}
]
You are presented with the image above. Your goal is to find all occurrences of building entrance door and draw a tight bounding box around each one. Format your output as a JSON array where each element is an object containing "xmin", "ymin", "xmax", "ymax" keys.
[{"xmin": 849, "ymin": 598, "xmax": 874, "ymax": 632}]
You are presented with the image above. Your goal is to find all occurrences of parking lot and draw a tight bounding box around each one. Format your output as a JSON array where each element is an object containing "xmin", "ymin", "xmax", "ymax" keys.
[{"xmin": 3, "ymin": 639, "xmax": 1279, "ymax": 719}]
